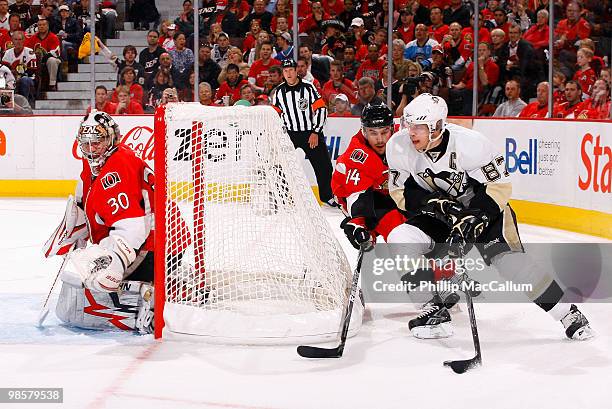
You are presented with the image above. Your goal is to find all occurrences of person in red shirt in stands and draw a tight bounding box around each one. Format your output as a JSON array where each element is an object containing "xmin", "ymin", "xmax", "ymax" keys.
[
  {"xmin": 519, "ymin": 81, "xmax": 557, "ymax": 118},
  {"xmin": 428, "ymin": 6, "xmax": 449, "ymax": 43},
  {"xmin": 322, "ymin": 0, "xmax": 345, "ymax": 17},
  {"xmin": 490, "ymin": 8, "xmax": 511, "ymax": 38},
  {"xmin": 25, "ymin": 18, "xmax": 60, "ymax": 91},
  {"xmin": 556, "ymin": 80, "xmax": 586, "ymax": 118},
  {"xmin": 114, "ymin": 85, "xmax": 144, "ymax": 114},
  {"xmin": 215, "ymin": 63, "xmax": 248, "ymax": 105},
  {"xmin": 248, "ymin": 41, "xmax": 280, "ymax": 94},
  {"xmin": 395, "ymin": 9, "xmax": 415, "ymax": 44},
  {"xmin": 578, "ymin": 38, "xmax": 604, "ymax": 77},
  {"xmin": 443, "ymin": 22, "xmax": 471, "ymax": 69},
  {"xmin": 88, "ymin": 86, "xmax": 117, "ymax": 114},
  {"xmin": 329, "ymin": 93, "xmax": 352, "ymax": 117},
  {"xmin": 461, "ymin": 11, "xmax": 491, "ymax": 45},
  {"xmin": 0, "ymin": 13, "xmax": 20, "ymax": 51},
  {"xmin": 322, "ymin": 60, "xmax": 357, "ymax": 108},
  {"xmin": 299, "ymin": 0, "xmax": 330, "ymax": 34},
  {"xmin": 523, "ymin": 9, "xmax": 550, "ymax": 50},
  {"xmin": 482, "ymin": 0, "xmax": 500, "ymax": 21},
  {"xmin": 581, "ymin": 79, "xmax": 611, "ymax": 120},
  {"xmin": 242, "ymin": 19, "xmax": 261, "ymax": 54},
  {"xmin": 554, "ymin": 1, "xmax": 591, "ymax": 52},
  {"xmin": 355, "ymin": 27, "xmax": 388, "ymax": 61},
  {"xmin": 112, "ymin": 66, "xmax": 145, "ymax": 107},
  {"xmin": 573, "ymin": 47, "xmax": 596, "ymax": 96},
  {"xmin": 420, "ymin": 0, "xmax": 451, "ymax": 9},
  {"xmin": 356, "ymin": 44, "xmax": 385, "ymax": 82},
  {"xmin": 450, "ymin": 42, "xmax": 499, "ymax": 116}
]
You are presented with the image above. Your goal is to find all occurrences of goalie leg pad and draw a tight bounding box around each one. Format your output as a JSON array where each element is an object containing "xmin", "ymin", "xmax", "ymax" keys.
[{"xmin": 55, "ymin": 281, "xmax": 154, "ymax": 333}]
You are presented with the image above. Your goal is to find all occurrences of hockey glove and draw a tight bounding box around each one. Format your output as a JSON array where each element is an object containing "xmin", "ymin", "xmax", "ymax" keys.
[
  {"xmin": 62, "ymin": 235, "xmax": 136, "ymax": 292},
  {"xmin": 43, "ymin": 195, "xmax": 89, "ymax": 258},
  {"xmin": 446, "ymin": 211, "xmax": 490, "ymax": 258},
  {"xmin": 420, "ymin": 192, "xmax": 463, "ymax": 224},
  {"xmin": 340, "ymin": 216, "xmax": 374, "ymax": 252}
]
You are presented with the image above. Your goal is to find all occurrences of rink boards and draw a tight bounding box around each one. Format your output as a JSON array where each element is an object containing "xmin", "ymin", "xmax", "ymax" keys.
[{"xmin": 0, "ymin": 113, "xmax": 610, "ymax": 238}]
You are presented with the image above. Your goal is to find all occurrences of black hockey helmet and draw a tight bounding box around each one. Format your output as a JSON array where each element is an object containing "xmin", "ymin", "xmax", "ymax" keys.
[{"xmin": 361, "ymin": 103, "xmax": 393, "ymax": 129}]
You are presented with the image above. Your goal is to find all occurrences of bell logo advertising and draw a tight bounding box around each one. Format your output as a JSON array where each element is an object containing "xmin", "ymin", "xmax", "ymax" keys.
[{"xmin": 505, "ymin": 137, "xmax": 561, "ymax": 176}]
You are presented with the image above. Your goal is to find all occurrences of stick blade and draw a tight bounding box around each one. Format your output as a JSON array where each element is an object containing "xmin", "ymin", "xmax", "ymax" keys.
[
  {"xmin": 443, "ymin": 357, "xmax": 481, "ymax": 374},
  {"xmin": 36, "ymin": 307, "xmax": 50, "ymax": 328},
  {"xmin": 297, "ymin": 345, "xmax": 343, "ymax": 359}
]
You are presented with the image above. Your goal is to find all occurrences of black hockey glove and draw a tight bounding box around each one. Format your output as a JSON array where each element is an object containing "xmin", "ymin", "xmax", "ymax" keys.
[
  {"xmin": 340, "ymin": 216, "xmax": 374, "ymax": 252},
  {"xmin": 446, "ymin": 210, "xmax": 490, "ymax": 258},
  {"xmin": 420, "ymin": 192, "xmax": 463, "ymax": 224}
]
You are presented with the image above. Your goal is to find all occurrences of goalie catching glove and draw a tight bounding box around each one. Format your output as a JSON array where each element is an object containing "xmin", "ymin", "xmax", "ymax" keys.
[
  {"xmin": 340, "ymin": 217, "xmax": 374, "ymax": 252},
  {"xmin": 447, "ymin": 210, "xmax": 490, "ymax": 258},
  {"xmin": 62, "ymin": 235, "xmax": 136, "ymax": 292}
]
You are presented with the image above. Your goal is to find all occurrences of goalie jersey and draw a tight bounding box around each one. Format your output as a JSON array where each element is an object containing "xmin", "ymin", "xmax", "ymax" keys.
[
  {"xmin": 386, "ymin": 123, "xmax": 512, "ymax": 221},
  {"xmin": 78, "ymin": 144, "xmax": 155, "ymax": 252}
]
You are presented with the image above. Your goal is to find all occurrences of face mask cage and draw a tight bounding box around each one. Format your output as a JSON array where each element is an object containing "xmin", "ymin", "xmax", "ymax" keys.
[{"xmin": 77, "ymin": 124, "xmax": 114, "ymax": 175}]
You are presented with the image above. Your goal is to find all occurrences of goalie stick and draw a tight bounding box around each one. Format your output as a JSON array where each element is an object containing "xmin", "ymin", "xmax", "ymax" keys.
[
  {"xmin": 37, "ymin": 246, "xmax": 73, "ymax": 327},
  {"xmin": 297, "ymin": 245, "xmax": 366, "ymax": 358},
  {"xmin": 443, "ymin": 271, "xmax": 482, "ymax": 374}
]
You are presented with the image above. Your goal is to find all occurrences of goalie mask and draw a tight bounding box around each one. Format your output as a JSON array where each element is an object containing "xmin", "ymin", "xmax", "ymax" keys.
[
  {"xmin": 401, "ymin": 93, "xmax": 447, "ymax": 152},
  {"xmin": 77, "ymin": 111, "xmax": 121, "ymax": 175}
]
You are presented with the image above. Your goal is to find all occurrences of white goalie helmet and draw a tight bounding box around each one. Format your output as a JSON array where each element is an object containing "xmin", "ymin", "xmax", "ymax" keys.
[
  {"xmin": 77, "ymin": 111, "xmax": 121, "ymax": 175},
  {"xmin": 401, "ymin": 93, "xmax": 448, "ymax": 151}
]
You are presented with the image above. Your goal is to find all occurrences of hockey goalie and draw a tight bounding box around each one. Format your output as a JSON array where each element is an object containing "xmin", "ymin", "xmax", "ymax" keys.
[{"xmin": 43, "ymin": 111, "xmax": 188, "ymax": 334}]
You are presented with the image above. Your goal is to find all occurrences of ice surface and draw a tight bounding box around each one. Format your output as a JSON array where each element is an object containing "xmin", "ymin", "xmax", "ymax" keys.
[{"xmin": 1, "ymin": 199, "xmax": 610, "ymax": 409}]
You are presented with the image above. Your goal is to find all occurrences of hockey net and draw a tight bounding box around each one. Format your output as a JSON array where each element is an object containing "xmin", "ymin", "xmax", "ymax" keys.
[{"xmin": 154, "ymin": 104, "xmax": 362, "ymax": 344}]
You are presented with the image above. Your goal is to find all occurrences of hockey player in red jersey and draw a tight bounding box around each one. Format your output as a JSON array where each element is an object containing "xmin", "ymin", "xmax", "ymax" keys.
[
  {"xmin": 43, "ymin": 111, "xmax": 188, "ymax": 334},
  {"xmin": 332, "ymin": 103, "xmax": 406, "ymax": 251}
]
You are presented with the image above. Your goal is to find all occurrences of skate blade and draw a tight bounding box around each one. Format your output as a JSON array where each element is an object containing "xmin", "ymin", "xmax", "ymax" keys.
[
  {"xmin": 411, "ymin": 322, "xmax": 454, "ymax": 339},
  {"xmin": 571, "ymin": 325, "xmax": 595, "ymax": 341}
]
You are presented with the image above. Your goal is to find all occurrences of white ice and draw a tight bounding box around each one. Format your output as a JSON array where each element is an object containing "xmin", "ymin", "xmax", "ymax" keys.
[{"xmin": 1, "ymin": 198, "xmax": 611, "ymax": 409}]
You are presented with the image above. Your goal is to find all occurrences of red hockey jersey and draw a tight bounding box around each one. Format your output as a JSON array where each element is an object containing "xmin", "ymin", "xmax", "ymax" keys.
[
  {"xmin": 79, "ymin": 144, "xmax": 156, "ymax": 252},
  {"xmin": 332, "ymin": 132, "xmax": 406, "ymax": 241},
  {"xmin": 25, "ymin": 31, "xmax": 60, "ymax": 57}
]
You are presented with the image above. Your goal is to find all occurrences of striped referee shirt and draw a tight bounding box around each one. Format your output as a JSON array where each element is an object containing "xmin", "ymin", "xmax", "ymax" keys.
[{"xmin": 271, "ymin": 79, "xmax": 328, "ymax": 133}]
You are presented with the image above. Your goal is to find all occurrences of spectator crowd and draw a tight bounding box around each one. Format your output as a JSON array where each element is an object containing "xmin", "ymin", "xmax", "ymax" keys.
[{"xmin": 0, "ymin": 0, "xmax": 609, "ymax": 119}]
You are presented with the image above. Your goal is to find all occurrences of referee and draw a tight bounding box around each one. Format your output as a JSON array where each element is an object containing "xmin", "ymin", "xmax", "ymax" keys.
[{"xmin": 271, "ymin": 59, "xmax": 337, "ymax": 207}]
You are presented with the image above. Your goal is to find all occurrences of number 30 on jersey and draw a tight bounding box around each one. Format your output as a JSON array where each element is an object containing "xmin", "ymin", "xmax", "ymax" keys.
[{"xmin": 108, "ymin": 193, "xmax": 129, "ymax": 215}]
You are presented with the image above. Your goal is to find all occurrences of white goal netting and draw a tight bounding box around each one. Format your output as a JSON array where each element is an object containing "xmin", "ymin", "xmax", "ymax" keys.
[{"xmin": 156, "ymin": 104, "xmax": 362, "ymax": 344}]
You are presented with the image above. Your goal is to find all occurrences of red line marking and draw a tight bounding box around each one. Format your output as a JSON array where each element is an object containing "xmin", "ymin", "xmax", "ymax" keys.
[
  {"xmin": 114, "ymin": 392, "xmax": 287, "ymax": 409},
  {"xmin": 86, "ymin": 341, "xmax": 161, "ymax": 409}
]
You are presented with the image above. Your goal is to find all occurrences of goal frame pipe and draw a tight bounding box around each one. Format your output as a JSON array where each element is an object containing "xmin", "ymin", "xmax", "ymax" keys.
[{"xmin": 153, "ymin": 105, "xmax": 168, "ymax": 339}]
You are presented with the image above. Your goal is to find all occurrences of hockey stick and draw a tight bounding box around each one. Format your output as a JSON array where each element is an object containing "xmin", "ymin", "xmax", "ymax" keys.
[
  {"xmin": 297, "ymin": 245, "xmax": 366, "ymax": 358},
  {"xmin": 443, "ymin": 271, "xmax": 482, "ymax": 374},
  {"xmin": 37, "ymin": 247, "xmax": 73, "ymax": 327}
]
